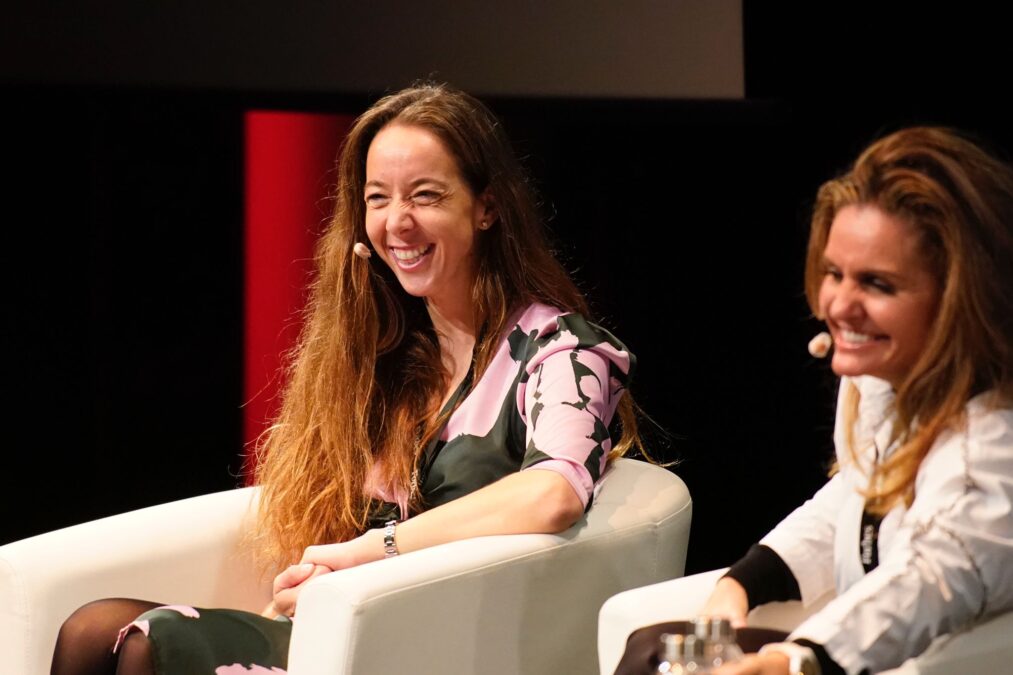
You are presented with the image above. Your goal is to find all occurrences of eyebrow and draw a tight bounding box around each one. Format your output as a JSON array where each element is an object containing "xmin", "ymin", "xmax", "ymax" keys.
[{"xmin": 364, "ymin": 177, "xmax": 451, "ymax": 191}]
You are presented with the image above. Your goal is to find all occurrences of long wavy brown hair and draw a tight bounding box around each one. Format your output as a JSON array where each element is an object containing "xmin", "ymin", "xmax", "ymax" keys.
[
  {"xmin": 251, "ymin": 84, "xmax": 641, "ymax": 568},
  {"xmin": 805, "ymin": 127, "xmax": 1013, "ymax": 513}
]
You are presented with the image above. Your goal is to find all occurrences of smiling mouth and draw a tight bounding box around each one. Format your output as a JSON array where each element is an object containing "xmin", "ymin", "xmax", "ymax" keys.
[
  {"xmin": 390, "ymin": 244, "xmax": 433, "ymax": 267},
  {"xmin": 837, "ymin": 328, "xmax": 885, "ymax": 346}
]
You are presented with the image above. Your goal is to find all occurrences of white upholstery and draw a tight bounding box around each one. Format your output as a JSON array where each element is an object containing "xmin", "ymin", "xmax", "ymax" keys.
[
  {"xmin": 598, "ymin": 568, "xmax": 1013, "ymax": 675},
  {"xmin": 0, "ymin": 457, "xmax": 691, "ymax": 675},
  {"xmin": 0, "ymin": 488, "xmax": 270, "ymax": 675}
]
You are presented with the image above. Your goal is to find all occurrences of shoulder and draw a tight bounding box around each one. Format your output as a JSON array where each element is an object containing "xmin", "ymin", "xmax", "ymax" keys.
[
  {"xmin": 912, "ymin": 392, "xmax": 1013, "ymax": 507},
  {"xmin": 945, "ymin": 393, "xmax": 1013, "ymax": 472},
  {"xmin": 507, "ymin": 303, "xmax": 635, "ymax": 380},
  {"xmin": 924, "ymin": 393, "xmax": 1013, "ymax": 463},
  {"xmin": 965, "ymin": 393, "xmax": 1013, "ymax": 447}
]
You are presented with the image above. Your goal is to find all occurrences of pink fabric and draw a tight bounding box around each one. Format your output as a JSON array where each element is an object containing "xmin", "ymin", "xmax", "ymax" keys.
[
  {"xmin": 368, "ymin": 303, "xmax": 631, "ymax": 511},
  {"xmin": 157, "ymin": 605, "xmax": 201, "ymax": 618},
  {"xmin": 458, "ymin": 303, "xmax": 629, "ymax": 506},
  {"xmin": 363, "ymin": 463, "xmax": 410, "ymax": 519},
  {"xmin": 112, "ymin": 619, "xmax": 151, "ymax": 654},
  {"xmin": 215, "ymin": 666, "xmax": 287, "ymax": 674},
  {"xmin": 442, "ymin": 339, "xmax": 523, "ymax": 441},
  {"xmin": 520, "ymin": 346, "xmax": 617, "ymax": 507}
]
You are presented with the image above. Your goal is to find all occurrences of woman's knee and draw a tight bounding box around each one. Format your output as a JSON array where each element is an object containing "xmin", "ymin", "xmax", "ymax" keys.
[
  {"xmin": 57, "ymin": 599, "xmax": 123, "ymax": 650},
  {"xmin": 52, "ymin": 599, "xmax": 147, "ymax": 675},
  {"xmin": 54, "ymin": 598, "xmax": 159, "ymax": 663}
]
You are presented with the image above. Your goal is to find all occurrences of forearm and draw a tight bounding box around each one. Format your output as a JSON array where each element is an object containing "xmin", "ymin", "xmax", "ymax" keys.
[
  {"xmin": 395, "ymin": 468, "xmax": 584, "ymax": 554},
  {"xmin": 301, "ymin": 469, "xmax": 585, "ymax": 570}
]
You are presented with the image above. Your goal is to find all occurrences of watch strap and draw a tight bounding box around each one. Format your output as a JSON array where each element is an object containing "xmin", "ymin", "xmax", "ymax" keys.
[{"xmin": 383, "ymin": 519, "xmax": 399, "ymax": 558}]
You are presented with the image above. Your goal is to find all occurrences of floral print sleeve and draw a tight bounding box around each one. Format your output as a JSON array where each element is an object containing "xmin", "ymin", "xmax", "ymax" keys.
[
  {"xmin": 411, "ymin": 303, "xmax": 635, "ymax": 513},
  {"xmin": 517, "ymin": 312, "xmax": 634, "ymax": 508}
]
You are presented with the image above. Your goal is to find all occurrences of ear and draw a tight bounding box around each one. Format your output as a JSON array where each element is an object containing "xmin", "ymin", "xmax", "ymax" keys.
[{"xmin": 476, "ymin": 190, "xmax": 497, "ymax": 230}]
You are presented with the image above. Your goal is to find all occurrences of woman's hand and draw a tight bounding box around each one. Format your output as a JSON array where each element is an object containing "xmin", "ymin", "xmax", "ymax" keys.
[
  {"xmin": 266, "ymin": 530, "xmax": 387, "ymax": 619},
  {"xmin": 268, "ymin": 562, "xmax": 333, "ymax": 618},
  {"xmin": 700, "ymin": 576, "xmax": 750, "ymax": 628},
  {"xmin": 713, "ymin": 652, "xmax": 789, "ymax": 675},
  {"xmin": 300, "ymin": 529, "xmax": 384, "ymax": 570}
]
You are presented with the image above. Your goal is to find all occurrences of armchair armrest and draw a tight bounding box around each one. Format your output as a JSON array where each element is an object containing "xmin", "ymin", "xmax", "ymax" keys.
[
  {"xmin": 598, "ymin": 568, "xmax": 725, "ymax": 675},
  {"xmin": 597, "ymin": 568, "xmax": 835, "ymax": 675},
  {"xmin": 880, "ymin": 610, "xmax": 1013, "ymax": 674},
  {"xmin": 289, "ymin": 458, "xmax": 692, "ymax": 675},
  {"xmin": 598, "ymin": 567, "xmax": 1013, "ymax": 675},
  {"xmin": 0, "ymin": 487, "xmax": 270, "ymax": 675}
]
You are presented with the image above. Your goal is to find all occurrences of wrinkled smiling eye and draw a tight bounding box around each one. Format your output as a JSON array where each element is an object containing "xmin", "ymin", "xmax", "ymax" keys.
[
  {"xmin": 864, "ymin": 277, "xmax": 896, "ymax": 295},
  {"xmin": 365, "ymin": 193, "xmax": 390, "ymax": 208},
  {"xmin": 411, "ymin": 190, "xmax": 442, "ymax": 205}
]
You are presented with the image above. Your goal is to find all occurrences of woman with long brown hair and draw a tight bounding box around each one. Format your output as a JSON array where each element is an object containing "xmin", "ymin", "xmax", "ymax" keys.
[
  {"xmin": 51, "ymin": 83, "xmax": 640, "ymax": 675},
  {"xmin": 614, "ymin": 127, "xmax": 1013, "ymax": 674}
]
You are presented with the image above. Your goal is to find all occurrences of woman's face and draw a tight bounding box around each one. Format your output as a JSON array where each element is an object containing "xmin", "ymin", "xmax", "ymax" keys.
[
  {"xmin": 364, "ymin": 123, "xmax": 492, "ymax": 314},
  {"xmin": 818, "ymin": 203, "xmax": 941, "ymax": 387}
]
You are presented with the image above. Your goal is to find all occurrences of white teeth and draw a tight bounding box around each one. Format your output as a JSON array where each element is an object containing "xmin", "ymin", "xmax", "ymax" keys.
[
  {"xmin": 391, "ymin": 245, "xmax": 431, "ymax": 261},
  {"xmin": 841, "ymin": 329, "xmax": 873, "ymax": 344}
]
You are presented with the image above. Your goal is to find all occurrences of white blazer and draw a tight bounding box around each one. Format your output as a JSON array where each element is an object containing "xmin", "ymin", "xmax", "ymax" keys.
[{"xmin": 761, "ymin": 376, "xmax": 1013, "ymax": 674}]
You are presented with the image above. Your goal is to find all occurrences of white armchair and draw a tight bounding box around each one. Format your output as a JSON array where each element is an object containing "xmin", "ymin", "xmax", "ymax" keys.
[
  {"xmin": 598, "ymin": 569, "xmax": 1013, "ymax": 675},
  {"xmin": 1, "ymin": 457, "xmax": 691, "ymax": 675}
]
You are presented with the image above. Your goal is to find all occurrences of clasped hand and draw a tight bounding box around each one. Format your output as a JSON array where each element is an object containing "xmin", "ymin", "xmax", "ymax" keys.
[
  {"xmin": 268, "ymin": 529, "xmax": 384, "ymax": 618},
  {"xmin": 268, "ymin": 562, "xmax": 332, "ymax": 618}
]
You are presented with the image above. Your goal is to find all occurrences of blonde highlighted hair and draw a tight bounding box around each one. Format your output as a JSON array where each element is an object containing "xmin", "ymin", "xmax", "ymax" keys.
[
  {"xmin": 250, "ymin": 84, "xmax": 641, "ymax": 568},
  {"xmin": 806, "ymin": 127, "xmax": 1013, "ymax": 513}
]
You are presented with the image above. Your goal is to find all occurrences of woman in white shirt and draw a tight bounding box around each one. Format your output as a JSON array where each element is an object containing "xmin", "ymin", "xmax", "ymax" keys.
[{"xmin": 616, "ymin": 127, "xmax": 1013, "ymax": 675}]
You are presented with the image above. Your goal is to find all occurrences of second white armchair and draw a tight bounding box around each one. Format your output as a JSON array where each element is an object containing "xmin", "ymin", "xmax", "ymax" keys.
[{"xmin": 598, "ymin": 569, "xmax": 1013, "ymax": 675}]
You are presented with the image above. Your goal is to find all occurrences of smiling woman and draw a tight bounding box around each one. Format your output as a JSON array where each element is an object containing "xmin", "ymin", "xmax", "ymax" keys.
[
  {"xmin": 362, "ymin": 122, "xmax": 494, "ymax": 394},
  {"xmin": 817, "ymin": 204, "xmax": 941, "ymax": 387},
  {"xmin": 720, "ymin": 127, "xmax": 1013, "ymax": 674},
  {"xmin": 50, "ymin": 84, "xmax": 643, "ymax": 675},
  {"xmin": 615, "ymin": 127, "xmax": 1013, "ymax": 675}
]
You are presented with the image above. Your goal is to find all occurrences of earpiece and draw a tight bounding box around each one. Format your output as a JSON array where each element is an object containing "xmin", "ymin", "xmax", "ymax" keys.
[
  {"xmin": 808, "ymin": 331, "xmax": 833, "ymax": 358},
  {"xmin": 353, "ymin": 242, "xmax": 372, "ymax": 259}
]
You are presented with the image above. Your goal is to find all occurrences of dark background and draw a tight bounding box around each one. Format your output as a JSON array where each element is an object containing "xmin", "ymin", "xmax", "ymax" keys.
[{"xmin": 4, "ymin": 4, "xmax": 1011, "ymax": 575}]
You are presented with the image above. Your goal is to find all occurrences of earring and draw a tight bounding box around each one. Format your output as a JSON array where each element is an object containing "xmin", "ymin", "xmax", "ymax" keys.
[
  {"xmin": 353, "ymin": 242, "xmax": 372, "ymax": 259},
  {"xmin": 479, "ymin": 220, "xmax": 490, "ymax": 230}
]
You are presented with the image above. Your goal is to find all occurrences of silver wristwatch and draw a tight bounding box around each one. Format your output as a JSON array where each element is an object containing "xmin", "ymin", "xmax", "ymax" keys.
[{"xmin": 383, "ymin": 519, "xmax": 399, "ymax": 558}]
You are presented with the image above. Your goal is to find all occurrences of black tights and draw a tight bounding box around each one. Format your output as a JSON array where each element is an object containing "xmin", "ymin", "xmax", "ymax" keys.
[{"xmin": 51, "ymin": 598, "xmax": 162, "ymax": 675}]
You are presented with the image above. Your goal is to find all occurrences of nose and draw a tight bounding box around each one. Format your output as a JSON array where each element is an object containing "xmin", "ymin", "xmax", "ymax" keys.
[
  {"xmin": 384, "ymin": 200, "xmax": 414, "ymax": 234},
  {"xmin": 825, "ymin": 278, "xmax": 864, "ymax": 323}
]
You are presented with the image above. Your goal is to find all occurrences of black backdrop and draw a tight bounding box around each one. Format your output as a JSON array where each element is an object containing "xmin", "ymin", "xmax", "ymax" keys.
[{"xmin": 5, "ymin": 5, "xmax": 1012, "ymax": 575}]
